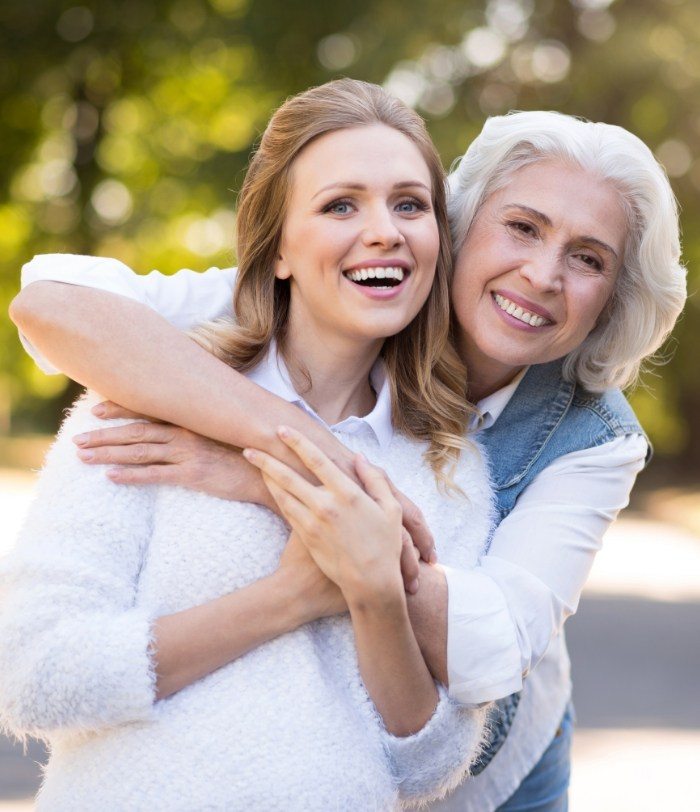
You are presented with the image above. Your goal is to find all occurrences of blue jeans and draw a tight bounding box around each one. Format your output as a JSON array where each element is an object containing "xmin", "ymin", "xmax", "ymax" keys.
[{"xmin": 495, "ymin": 703, "xmax": 574, "ymax": 812}]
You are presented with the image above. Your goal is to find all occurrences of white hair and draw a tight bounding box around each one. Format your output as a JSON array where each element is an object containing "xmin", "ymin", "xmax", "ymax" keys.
[{"xmin": 447, "ymin": 110, "xmax": 687, "ymax": 392}]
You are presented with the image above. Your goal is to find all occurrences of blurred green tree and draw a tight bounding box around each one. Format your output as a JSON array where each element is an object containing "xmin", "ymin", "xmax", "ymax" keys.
[{"xmin": 1, "ymin": 0, "xmax": 697, "ymax": 465}]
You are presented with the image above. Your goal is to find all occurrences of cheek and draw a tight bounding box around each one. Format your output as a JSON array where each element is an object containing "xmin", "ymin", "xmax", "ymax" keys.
[{"xmin": 568, "ymin": 285, "xmax": 614, "ymax": 339}]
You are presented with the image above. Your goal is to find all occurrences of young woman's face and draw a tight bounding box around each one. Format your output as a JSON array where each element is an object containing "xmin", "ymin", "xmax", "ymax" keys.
[
  {"xmin": 275, "ymin": 124, "xmax": 440, "ymax": 351},
  {"xmin": 451, "ymin": 160, "xmax": 628, "ymax": 392}
]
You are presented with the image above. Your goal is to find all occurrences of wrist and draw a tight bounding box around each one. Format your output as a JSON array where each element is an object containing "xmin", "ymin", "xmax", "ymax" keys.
[
  {"xmin": 344, "ymin": 570, "xmax": 406, "ymax": 616},
  {"xmin": 269, "ymin": 567, "xmax": 324, "ymax": 629}
]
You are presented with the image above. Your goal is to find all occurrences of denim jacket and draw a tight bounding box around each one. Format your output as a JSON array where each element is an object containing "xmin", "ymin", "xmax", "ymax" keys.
[{"xmin": 469, "ymin": 359, "xmax": 645, "ymax": 775}]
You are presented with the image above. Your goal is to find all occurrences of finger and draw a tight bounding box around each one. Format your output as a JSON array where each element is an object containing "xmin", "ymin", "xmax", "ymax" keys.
[
  {"xmin": 276, "ymin": 426, "xmax": 356, "ymax": 495},
  {"xmin": 262, "ymin": 475, "xmax": 314, "ymax": 534},
  {"xmin": 106, "ymin": 465, "xmax": 180, "ymax": 486},
  {"xmin": 400, "ymin": 529, "xmax": 420, "ymax": 594},
  {"xmin": 77, "ymin": 443, "xmax": 176, "ymax": 466},
  {"xmin": 92, "ymin": 401, "xmax": 162, "ymax": 421},
  {"xmin": 73, "ymin": 421, "xmax": 176, "ymax": 449},
  {"xmin": 243, "ymin": 448, "xmax": 325, "ymax": 510},
  {"xmin": 354, "ymin": 454, "xmax": 397, "ymax": 510},
  {"xmin": 392, "ymin": 487, "xmax": 437, "ymax": 565}
]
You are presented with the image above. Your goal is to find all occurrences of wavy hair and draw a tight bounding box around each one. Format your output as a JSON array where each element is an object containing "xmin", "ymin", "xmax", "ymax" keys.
[
  {"xmin": 447, "ymin": 110, "xmax": 687, "ymax": 392},
  {"xmin": 195, "ymin": 79, "xmax": 475, "ymax": 491}
]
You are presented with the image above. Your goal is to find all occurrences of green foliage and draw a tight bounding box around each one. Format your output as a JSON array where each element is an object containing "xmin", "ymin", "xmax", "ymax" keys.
[{"xmin": 1, "ymin": 0, "xmax": 698, "ymax": 461}]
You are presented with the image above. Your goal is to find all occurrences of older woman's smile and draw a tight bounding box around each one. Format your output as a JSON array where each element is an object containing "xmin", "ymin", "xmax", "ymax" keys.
[{"xmin": 491, "ymin": 292, "xmax": 554, "ymax": 329}]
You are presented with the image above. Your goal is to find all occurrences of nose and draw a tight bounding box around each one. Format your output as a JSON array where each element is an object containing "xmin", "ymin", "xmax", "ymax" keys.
[
  {"xmin": 518, "ymin": 247, "xmax": 564, "ymax": 294},
  {"xmin": 361, "ymin": 204, "xmax": 405, "ymax": 249}
]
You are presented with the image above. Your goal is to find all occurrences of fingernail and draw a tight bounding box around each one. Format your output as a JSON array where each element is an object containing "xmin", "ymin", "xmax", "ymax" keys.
[
  {"xmin": 277, "ymin": 426, "xmax": 290, "ymax": 439},
  {"xmin": 408, "ymin": 578, "xmax": 420, "ymax": 594},
  {"xmin": 73, "ymin": 433, "xmax": 89, "ymax": 446},
  {"xmin": 430, "ymin": 549, "xmax": 438, "ymax": 564},
  {"xmin": 92, "ymin": 405, "xmax": 106, "ymax": 417},
  {"xmin": 77, "ymin": 449, "xmax": 94, "ymax": 461},
  {"xmin": 242, "ymin": 449, "xmax": 256, "ymax": 462}
]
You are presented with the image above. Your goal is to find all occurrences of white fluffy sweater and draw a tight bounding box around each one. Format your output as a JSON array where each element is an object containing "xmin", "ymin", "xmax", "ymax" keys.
[{"xmin": 0, "ymin": 392, "xmax": 496, "ymax": 811}]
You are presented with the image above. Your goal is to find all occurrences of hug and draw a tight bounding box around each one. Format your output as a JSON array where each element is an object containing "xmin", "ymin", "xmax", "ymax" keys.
[{"xmin": 4, "ymin": 79, "xmax": 685, "ymax": 811}]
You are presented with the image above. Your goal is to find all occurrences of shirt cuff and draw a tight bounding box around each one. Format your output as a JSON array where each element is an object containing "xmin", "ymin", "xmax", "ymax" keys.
[{"xmin": 443, "ymin": 564, "xmax": 523, "ymax": 705}]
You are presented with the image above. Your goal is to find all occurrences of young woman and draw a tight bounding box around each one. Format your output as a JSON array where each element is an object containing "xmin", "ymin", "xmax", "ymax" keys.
[
  {"xmin": 0, "ymin": 81, "xmax": 496, "ymax": 809},
  {"xmin": 11, "ymin": 109, "xmax": 686, "ymax": 810}
]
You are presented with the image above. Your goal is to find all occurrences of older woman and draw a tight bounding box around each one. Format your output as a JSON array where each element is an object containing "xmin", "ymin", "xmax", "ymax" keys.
[{"xmin": 11, "ymin": 109, "xmax": 686, "ymax": 811}]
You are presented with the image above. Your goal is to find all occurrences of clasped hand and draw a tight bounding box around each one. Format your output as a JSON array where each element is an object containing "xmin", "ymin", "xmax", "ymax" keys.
[{"xmin": 244, "ymin": 426, "xmax": 411, "ymax": 604}]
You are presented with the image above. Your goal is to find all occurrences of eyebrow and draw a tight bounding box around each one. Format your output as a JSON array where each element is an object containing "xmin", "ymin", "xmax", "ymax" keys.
[
  {"xmin": 311, "ymin": 180, "xmax": 431, "ymax": 200},
  {"xmin": 502, "ymin": 203, "xmax": 619, "ymax": 260}
]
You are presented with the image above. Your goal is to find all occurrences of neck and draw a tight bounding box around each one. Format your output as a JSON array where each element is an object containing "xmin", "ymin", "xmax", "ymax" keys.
[
  {"xmin": 282, "ymin": 319, "xmax": 381, "ymax": 426},
  {"xmin": 458, "ymin": 335, "xmax": 524, "ymax": 403}
]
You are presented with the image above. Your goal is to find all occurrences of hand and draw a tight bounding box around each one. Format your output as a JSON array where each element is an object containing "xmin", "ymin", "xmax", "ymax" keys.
[
  {"xmin": 277, "ymin": 532, "xmax": 347, "ymax": 621},
  {"xmin": 73, "ymin": 401, "xmax": 273, "ymax": 507},
  {"xmin": 244, "ymin": 426, "xmax": 405, "ymax": 602}
]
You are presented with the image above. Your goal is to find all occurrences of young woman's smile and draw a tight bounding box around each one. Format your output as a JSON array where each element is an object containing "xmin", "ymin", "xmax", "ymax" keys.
[
  {"xmin": 451, "ymin": 160, "xmax": 628, "ymax": 398},
  {"xmin": 275, "ymin": 124, "xmax": 439, "ymax": 355}
]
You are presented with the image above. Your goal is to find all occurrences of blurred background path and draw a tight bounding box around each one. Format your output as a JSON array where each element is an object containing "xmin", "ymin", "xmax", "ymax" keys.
[{"xmin": 1, "ymin": 468, "xmax": 698, "ymax": 810}]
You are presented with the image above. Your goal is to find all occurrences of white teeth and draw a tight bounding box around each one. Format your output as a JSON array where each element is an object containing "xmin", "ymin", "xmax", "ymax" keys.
[
  {"xmin": 344, "ymin": 267, "xmax": 406, "ymax": 283},
  {"xmin": 493, "ymin": 293, "xmax": 549, "ymax": 328}
]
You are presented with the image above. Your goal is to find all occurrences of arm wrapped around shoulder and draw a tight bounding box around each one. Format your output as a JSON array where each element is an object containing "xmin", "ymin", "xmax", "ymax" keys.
[
  {"xmin": 382, "ymin": 683, "xmax": 491, "ymax": 806},
  {"xmin": 0, "ymin": 394, "xmax": 157, "ymax": 742}
]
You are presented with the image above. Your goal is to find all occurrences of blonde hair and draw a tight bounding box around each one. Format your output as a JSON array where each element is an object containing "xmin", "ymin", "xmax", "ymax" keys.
[
  {"xmin": 448, "ymin": 111, "xmax": 687, "ymax": 392},
  {"xmin": 196, "ymin": 79, "xmax": 475, "ymax": 490}
]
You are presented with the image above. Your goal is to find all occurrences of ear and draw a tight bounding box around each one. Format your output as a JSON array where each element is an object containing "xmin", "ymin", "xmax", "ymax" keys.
[{"xmin": 274, "ymin": 253, "xmax": 291, "ymax": 280}]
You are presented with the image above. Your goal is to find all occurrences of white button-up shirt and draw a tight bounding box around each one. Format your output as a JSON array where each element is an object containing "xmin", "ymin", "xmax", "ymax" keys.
[
  {"xmin": 247, "ymin": 339, "xmax": 394, "ymax": 449},
  {"xmin": 20, "ymin": 255, "xmax": 648, "ymax": 707}
]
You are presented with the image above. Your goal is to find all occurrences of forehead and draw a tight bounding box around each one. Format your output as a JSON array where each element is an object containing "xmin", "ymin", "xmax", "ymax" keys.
[
  {"xmin": 488, "ymin": 160, "xmax": 628, "ymax": 252},
  {"xmin": 289, "ymin": 124, "xmax": 433, "ymax": 195}
]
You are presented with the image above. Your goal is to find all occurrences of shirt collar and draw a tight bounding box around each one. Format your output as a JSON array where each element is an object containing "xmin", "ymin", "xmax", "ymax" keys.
[
  {"xmin": 472, "ymin": 367, "xmax": 529, "ymax": 431},
  {"xmin": 246, "ymin": 341, "xmax": 394, "ymax": 449}
]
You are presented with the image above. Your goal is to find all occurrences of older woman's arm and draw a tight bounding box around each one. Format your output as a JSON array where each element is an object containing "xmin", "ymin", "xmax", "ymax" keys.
[
  {"xmin": 10, "ymin": 280, "xmax": 355, "ymax": 481},
  {"xmin": 10, "ymin": 257, "xmax": 434, "ymax": 571}
]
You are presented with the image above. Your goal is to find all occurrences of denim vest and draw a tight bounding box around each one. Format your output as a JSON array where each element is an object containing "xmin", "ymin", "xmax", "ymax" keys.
[{"xmin": 469, "ymin": 359, "xmax": 645, "ymax": 775}]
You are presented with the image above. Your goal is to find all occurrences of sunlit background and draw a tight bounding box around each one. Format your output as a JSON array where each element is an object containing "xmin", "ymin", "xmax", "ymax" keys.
[{"xmin": 0, "ymin": 0, "xmax": 698, "ymax": 809}]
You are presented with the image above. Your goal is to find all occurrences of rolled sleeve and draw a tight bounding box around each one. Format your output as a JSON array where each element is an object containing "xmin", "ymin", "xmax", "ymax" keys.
[
  {"xmin": 443, "ymin": 565, "xmax": 523, "ymax": 704},
  {"xmin": 19, "ymin": 254, "xmax": 237, "ymax": 373},
  {"xmin": 444, "ymin": 433, "xmax": 647, "ymax": 706}
]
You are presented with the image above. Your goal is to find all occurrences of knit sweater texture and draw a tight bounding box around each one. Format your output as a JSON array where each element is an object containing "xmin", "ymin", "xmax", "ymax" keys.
[{"xmin": 0, "ymin": 392, "xmax": 496, "ymax": 811}]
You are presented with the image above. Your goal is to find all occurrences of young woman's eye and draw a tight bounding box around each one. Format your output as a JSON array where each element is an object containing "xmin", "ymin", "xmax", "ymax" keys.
[
  {"xmin": 396, "ymin": 198, "xmax": 429, "ymax": 214},
  {"xmin": 323, "ymin": 199, "xmax": 354, "ymax": 215}
]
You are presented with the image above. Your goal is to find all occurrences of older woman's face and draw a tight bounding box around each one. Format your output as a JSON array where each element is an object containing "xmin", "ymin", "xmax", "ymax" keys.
[{"xmin": 451, "ymin": 160, "xmax": 628, "ymax": 394}]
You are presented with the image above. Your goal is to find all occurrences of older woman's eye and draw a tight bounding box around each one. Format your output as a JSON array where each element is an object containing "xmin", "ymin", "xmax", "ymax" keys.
[
  {"xmin": 576, "ymin": 253, "xmax": 604, "ymax": 272},
  {"xmin": 507, "ymin": 220, "xmax": 537, "ymax": 237}
]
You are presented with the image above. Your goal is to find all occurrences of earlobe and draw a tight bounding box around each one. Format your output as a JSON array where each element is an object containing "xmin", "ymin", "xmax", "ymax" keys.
[{"xmin": 274, "ymin": 255, "xmax": 291, "ymax": 280}]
